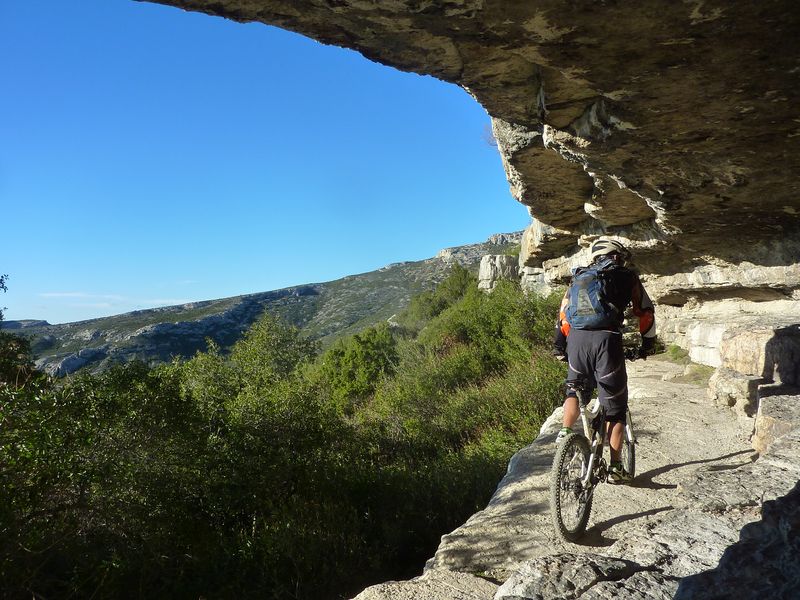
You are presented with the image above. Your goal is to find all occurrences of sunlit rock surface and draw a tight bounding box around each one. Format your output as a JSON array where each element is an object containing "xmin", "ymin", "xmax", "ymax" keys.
[{"xmin": 477, "ymin": 254, "xmax": 518, "ymax": 291}]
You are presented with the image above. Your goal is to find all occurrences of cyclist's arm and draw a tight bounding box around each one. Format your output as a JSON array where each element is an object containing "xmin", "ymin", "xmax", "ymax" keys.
[
  {"xmin": 553, "ymin": 291, "xmax": 570, "ymax": 357},
  {"xmin": 631, "ymin": 276, "xmax": 656, "ymax": 355}
]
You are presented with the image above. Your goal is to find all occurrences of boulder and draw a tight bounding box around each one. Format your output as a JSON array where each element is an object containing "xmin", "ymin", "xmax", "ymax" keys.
[
  {"xmin": 707, "ymin": 368, "xmax": 761, "ymax": 418},
  {"xmin": 752, "ymin": 395, "xmax": 800, "ymax": 454},
  {"xmin": 494, "ymin": 554, "xmax": 639, "ymax": 600}
]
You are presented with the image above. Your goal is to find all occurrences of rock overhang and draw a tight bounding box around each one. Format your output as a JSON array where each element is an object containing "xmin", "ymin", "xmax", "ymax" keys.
[
  {"xmin": 142, "ymin": 0, "xmax": 800, "ymax": 289},
  {"xmin": 145, "ymin": 0, "xmax": 800, "ymax": 272}
]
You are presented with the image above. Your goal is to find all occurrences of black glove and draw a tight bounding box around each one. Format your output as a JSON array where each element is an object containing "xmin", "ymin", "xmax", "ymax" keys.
[{"xmin": 639, "ymin": 336, "xmax": 655, "ymax": 360}]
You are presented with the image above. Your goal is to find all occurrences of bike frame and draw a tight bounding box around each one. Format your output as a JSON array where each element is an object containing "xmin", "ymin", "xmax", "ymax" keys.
[{"xmin": 574, "ymin": 387, "xmax": 636, "ymax": 488}]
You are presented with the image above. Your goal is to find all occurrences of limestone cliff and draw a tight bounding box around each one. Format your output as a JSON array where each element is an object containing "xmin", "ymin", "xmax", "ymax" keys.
[{"xmin": 144, "ymin": 1, "xmax": 799, "ymax": 268}]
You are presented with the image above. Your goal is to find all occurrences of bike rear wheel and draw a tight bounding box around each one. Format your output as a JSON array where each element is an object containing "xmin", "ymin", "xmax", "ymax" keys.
[
  {"xmin": 550, "ymin": 433, "xmax": 593, "ymax": 541},
  {"xmin": 622, "ymin": 436, "xmax": 635, "ymax": 480}
]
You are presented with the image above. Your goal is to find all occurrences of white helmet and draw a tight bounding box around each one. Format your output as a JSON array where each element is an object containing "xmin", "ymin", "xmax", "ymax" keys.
[{"xmin": 590, "ymin": 238, "xmax": 631, "ymax": 264}]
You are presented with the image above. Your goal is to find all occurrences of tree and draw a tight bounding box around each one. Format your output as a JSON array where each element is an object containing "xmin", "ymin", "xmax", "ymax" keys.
[
  {"xmin": 0, "ymin": 332, "xmax": 35, "ymax": 387},
  {"xmin": 0, "ymin": 273, "xmax": 7, "ymax": 322},
  {"xmin": 230, "ymin": 312, "xmax": 318, "ymax": 389},
  {"xmin": 318, "ymin": 324, "xmax": 398, "ymax": 411},
  {"xmin": 396, "ymin": 265, "xmax": 477, "ymax": 332},
  {"xmin": 0, "ymin": 275, "xmax": 37, "ymax": 387}
]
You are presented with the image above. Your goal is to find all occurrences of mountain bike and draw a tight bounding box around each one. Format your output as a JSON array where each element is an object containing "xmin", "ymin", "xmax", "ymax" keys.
[{"xmin": 549, "ymin": 369, "xmax": 637, "ymax": 542}]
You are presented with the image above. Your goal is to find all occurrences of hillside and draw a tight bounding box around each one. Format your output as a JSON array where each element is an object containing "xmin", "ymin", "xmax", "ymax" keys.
[{"xmin": 3, "ymin": 233, "xmax": 520, "ymax": 376}]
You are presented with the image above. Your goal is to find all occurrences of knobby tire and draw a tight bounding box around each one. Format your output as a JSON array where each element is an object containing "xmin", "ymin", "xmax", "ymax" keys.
[
  {"xmin": 622, "ymin": 436, "xmax": 636, "ymax": 480},
  {"xmin": 550, "ymin": 433, "xmax": 593, "ymax": 542}
]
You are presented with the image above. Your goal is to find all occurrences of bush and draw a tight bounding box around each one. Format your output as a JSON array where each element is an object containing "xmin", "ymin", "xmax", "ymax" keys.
[
  {"xmin": 394, "ymin": 264, "xmax": 476, "ymax": 332},
  {"xmin": 0, "ymin": 277, "xmax": 566, "ymax": 599},
  {"xmin": 0, "ymin": 331, "xmax": 38, "ymax": 388},
  {"xmin": 0, "ymin": 362, "xmax": 207, "ymax": 598},
  {"xmin": 314, "ymin": 324, "xmax": 397, "ymax": 413}
]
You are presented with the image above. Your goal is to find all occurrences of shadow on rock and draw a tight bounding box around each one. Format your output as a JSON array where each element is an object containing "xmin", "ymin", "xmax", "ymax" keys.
[
  {"xmin": 675, "ymin": 480, "xmax": 800, "ymax": 599},
  {"xmin": 582, "ymin": 505, "xmax": 673, "ymax": 547},
  {"xmin": 635, "ymin": 449, "xmax": 754, "ymax": 489}
]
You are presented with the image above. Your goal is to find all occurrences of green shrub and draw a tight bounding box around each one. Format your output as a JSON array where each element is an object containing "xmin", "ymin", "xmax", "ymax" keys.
[
  {"xmin": 665, "ymin": 343, "xmax": 691, "ymax": 364},
  {"xmin": 314, "ymin": 324, "xmax": 397, "ymax": 413},
  {"xmin": 0, "ymin": 331, "xmax": 38, "ymax": 388},
  {"xmin": 394, "ymin": 264, "xmax": 476, "ymax": 332},
  {"xmin": 230, "ymin": 312, "xmax": 318, "ymax": 389},
  {"xmin": 0, "ymin": 274, "xmax": 566, "ymax": 599}
]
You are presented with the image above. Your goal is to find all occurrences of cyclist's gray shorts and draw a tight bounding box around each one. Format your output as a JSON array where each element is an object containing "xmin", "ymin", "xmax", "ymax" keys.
[{"xmin": 566, "ymin": 329, "xmax": 628, "ymax": 422}]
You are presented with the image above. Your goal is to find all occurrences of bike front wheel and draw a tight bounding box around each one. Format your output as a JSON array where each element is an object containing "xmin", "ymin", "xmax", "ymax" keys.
[{"xmin": 550, "ymin": 433, "xmax": 593, "ymax": 541}]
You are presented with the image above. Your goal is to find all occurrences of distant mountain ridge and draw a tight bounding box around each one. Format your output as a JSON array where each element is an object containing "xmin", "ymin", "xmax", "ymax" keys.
[{"xmin": 4, "ymin": 232, "xmax": 522, "ymax": 376}]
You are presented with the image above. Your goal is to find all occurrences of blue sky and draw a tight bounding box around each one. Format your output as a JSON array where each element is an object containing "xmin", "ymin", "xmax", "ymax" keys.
[{"xmin": 1, "ymin": 0, "xmax": 528, "ymax": 324}]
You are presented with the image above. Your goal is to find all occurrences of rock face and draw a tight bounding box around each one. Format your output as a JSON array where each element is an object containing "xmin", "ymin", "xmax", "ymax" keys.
[
  {"xmin": 478, "ymin": 254, "xmax": 519, "ymax": 291},
  {"xmin": 146, "ymin": 0, "xmax": 799, "ymax": 268}
]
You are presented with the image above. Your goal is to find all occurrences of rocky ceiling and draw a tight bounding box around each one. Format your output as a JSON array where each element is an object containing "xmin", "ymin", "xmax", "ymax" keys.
[{"xmin": 144, "ymin": 0, "xmax": 800, "ymax": 276}]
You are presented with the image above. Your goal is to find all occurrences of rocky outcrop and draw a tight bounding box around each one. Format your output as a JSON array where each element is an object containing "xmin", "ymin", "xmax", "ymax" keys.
[
  {"xmin": 354, "ymin": 570, "xmax": 498, "ymax": 600},
  {"xmin": 147, "ymin": 0, "xmax": 799, "ymax": 281},
  {"xmin": 437, "ymin": 231, "xmax": 523, "ymax": 266},
  {"xmin": 478, "ymin": 254, "xmax": 519, "ymax": 291},
  {"xmin": 752, "ymin": 393, "xmax": 800, "ymax": 455},
  {"xmin": 495, "ymin": 554, "xmax": 676, "ymax": 600}
]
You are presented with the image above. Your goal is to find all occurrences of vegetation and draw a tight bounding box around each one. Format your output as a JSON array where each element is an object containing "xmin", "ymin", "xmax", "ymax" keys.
[
  {"xmin": 664, "ymin": 343, "xmax": 691, "ymax": 364},
  {"xmin": 0, "ymin": 268, "xmax": 564, "ymax": 599},
  {"xmin": 654, "ymin": 344, "xmax": 715, "ymax": 385},
  {"xmin": 0, "ymin": 276, "xmax": 38, "ymax": 387}
]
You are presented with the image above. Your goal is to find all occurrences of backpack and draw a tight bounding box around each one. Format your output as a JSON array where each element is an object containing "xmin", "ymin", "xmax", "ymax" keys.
[{"xmin": 565, "ymin": 259, "xmax": 625, "ymax": 330}]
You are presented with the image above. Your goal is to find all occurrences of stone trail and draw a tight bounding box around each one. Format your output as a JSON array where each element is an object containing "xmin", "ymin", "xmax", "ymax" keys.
[{"xmin": 353, "ymin": 358, "xmax": 800, "ymax": 599}]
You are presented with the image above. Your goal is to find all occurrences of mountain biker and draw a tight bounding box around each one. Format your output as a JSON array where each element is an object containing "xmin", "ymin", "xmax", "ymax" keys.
[{"xmin": 552, "ymin": 238, "xmax": 656, "ymax": 483}]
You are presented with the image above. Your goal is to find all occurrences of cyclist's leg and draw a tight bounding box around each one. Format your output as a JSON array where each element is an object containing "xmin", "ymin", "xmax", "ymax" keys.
[
  {"xmin": 563, "ymin": 330, "xmax": 596, "ymax": 431},
  {"xmin": 595, "ymin": 331, "xmax": 628, "ymax": 462},
  {"xmin": 607, "ymin": 421, "xmax": 625, "ymax": 462}
]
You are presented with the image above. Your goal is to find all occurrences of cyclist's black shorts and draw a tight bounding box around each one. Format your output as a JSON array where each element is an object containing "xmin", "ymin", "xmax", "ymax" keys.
[{"xmin": 565, "ymin": 329, "xmax": 628, "ymax": 422}]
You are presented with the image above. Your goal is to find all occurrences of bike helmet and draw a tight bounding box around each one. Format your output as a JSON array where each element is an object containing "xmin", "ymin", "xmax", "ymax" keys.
[{"xmin": 590, "ymin": 238, "xmax": 631, "ymax": 265}]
